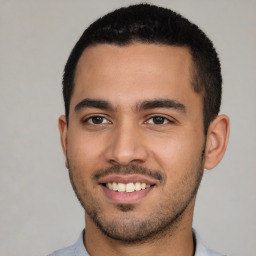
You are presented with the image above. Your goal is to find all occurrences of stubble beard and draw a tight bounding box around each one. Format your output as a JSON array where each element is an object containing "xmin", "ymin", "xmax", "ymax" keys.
[{"xmin": 67, "ymin": 150, "xmax": 205, "ymax": 243}]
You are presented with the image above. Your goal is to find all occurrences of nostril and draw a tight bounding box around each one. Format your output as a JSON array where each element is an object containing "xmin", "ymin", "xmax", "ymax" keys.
[{"xmin": 109, "ymin": 159, "xmax": 119, "ymax": 165}]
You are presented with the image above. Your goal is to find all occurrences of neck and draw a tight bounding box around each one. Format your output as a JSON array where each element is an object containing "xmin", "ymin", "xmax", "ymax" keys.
[{"xmin": 84, "ymin": 200, "xmax": 196, "ymax": 256}]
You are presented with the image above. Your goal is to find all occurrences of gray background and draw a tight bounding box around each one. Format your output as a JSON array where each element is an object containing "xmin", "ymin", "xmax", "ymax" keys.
[{"xmin": 1, "ymin": 0, "xmax": 256, "ymax": 255}]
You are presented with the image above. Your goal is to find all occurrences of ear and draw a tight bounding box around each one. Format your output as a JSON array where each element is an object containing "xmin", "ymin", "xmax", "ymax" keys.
[
  {"xmin": 58, "ymin": 115, "xmax": 68, "ymax": 168},
  {"xmin": 204, "ymin": 114, "xmax": 230, "ymax": 170}
]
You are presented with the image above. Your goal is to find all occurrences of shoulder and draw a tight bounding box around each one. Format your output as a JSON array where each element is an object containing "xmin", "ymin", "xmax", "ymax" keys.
[
  {"xmin": 203, "ymin": 248, "xmax": 226, "ymax": 256},
  {"xmin": 193, "ymin": 229, "xmax": 226, "ymax": 256},
  {"xmin": 47, "ymin": 244, "xmax": 76, "ymax": 256},
  {"xmin": 47, "ymin": 230, "xmax": 88, "ymax": 256}
]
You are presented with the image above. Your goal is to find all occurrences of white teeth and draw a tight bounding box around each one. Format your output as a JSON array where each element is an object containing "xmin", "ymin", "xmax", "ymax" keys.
[
  {"xmin": 117, "ymin": 183, "xmax": 126, "ymax": 192},
  {"xmin": 112, "ymin": 182, "xmax": 118, "ymax": 191},
  {"xmin": 108, "ymin": 183, "xmax": 113, "ymax": 190},
  {"xmin": 106, "ymin": 182, "xmax": 152, "ymax": 192},
  {"xmin": 134, "ymin": 182, "xmax": 141, "ymax": 191},
  {"xmin": 126, "ymin": 183, "xmax": 135, "ymax": 192}
]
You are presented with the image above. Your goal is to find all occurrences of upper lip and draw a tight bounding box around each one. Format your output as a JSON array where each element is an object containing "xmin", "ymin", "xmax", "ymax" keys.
[{"xmin": 98, "ymin": 175, "xmax": 157, "ymax": 185}]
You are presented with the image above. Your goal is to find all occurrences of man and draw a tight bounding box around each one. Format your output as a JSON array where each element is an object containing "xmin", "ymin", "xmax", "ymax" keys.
[{"xmin": 49, "ymin": 4, "xmax": 229, "ymax": 256}]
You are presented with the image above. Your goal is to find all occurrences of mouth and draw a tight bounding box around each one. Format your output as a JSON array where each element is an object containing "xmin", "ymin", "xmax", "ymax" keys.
[
  {"xmin": 98, "ymin": 175, "xmax": 157, "ymax": 203},
  {"xmin": 103, "ymin": 182, "xmax": 153, "ymax": 192}
]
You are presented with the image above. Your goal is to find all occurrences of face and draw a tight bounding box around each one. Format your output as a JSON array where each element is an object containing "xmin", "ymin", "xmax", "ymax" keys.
[{"xmin": 60, "ymin": 43, "xmax": 206, "ymax": 242}]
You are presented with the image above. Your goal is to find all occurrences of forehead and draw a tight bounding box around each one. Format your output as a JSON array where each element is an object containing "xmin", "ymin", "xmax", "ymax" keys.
[
  {"xmin": 75, "ymin": 43, "xmax": 193, "ymax": 82},
  {"xmin": 72, "ymin": 43, "xmax": 200, "ymax": 110}
]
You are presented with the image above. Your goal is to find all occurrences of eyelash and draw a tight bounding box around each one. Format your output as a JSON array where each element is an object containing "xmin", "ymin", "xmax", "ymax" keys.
[
  {"xmin": 82, "ymin": 114, "xmax": 175, "ymax": 126},
  {"xmin": 83, "ymin": 115, "xmax": 111, "ymax": 125},
  {"xmin": 145, "ymin": 115, "xmax": 175, "ymax": 125}
]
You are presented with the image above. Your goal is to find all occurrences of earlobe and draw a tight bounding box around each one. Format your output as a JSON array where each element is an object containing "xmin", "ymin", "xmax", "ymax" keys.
[
  {"xmin": 58, "ymin": 115, "xmax": 68, "ymax": 168},
  {"xmin": 204, "ymin": 114, "xmax": 230, "ymax": 170}
]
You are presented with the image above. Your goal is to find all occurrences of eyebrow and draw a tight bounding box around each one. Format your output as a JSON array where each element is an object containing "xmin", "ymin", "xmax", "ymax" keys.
[
  {"xmin": 74, "ymin": 98, "xmax": 114, "ymax": 112},
  {"xmin": 74, "ymin": 98, "xmax": 186, "ymax": 114},
  {"xmin": 136, "ymin": 99, "xmax": 186, "ymax": 113}
]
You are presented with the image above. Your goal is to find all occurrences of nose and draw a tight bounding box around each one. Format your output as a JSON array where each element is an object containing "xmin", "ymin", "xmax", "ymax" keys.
[{"xmin": 103, "ymin": 122, "xmax": 149, "ymax": 166}]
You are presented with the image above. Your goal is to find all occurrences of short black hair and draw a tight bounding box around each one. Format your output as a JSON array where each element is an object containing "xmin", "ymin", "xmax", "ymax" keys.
[{"xmin": 63, "ymin": 4, "xmax": 222, "ymax": 133}]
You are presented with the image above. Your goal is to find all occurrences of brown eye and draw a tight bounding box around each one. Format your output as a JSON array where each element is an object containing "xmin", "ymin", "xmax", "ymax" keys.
[
  {"xmin": 152, "ymin": 116, "xmax": 166, "ymax": 124},
  {"xmin": 85, "ymin": 116, "xmax": 110, "ymax": 125},
  {"xmin": 91, "ymin": 116, "xmax": 104, "ymax": 124},
  {"xmin": 146, "ymin": 116, "xmax": 170, "ymax": 125}
]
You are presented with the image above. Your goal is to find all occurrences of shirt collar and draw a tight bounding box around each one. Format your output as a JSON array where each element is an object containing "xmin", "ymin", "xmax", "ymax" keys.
[
  {"xmin": 76, "ymin": 229, "xmax": 224, "ymax": 256},
  {"xmin": 193, "ymin": 229, "xmax": 224, "ymax": 256}
]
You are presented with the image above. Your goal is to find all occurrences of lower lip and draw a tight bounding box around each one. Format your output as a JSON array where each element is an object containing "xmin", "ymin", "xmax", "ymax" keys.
[{"xmin": 101, "ymin": 185, "xmax": 154, "ymax": 204}]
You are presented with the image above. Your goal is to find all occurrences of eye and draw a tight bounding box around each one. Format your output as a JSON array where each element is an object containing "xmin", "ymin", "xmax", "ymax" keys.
[
  {"xmin": 84, "ymin": 115, "xmax": 111, "ymax": 125},
  {"xmin": 146, "ymin": 116, "xmax": 172, "ymax": 125}
]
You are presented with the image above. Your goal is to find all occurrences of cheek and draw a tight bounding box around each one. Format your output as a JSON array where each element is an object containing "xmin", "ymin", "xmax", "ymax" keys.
[
  {"xmin": 150, "ymin": 131, "xmax": 203, "ymax": 174},
  {"xmin": 67, "ymin": 131, "xmax": 103, "ymax": 174}
]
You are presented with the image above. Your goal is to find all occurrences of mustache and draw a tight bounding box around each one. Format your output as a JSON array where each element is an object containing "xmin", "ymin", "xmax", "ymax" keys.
[{"xmin": 92, "ymin": 164, "xmax": 166, "ymax": 184}]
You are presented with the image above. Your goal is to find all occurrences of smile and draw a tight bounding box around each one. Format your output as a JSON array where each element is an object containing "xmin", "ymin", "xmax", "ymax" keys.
[
  {"xmin": 105, "ymin": 182, "xmax": 152, "ymax": 193},
  {"xmin": 98, "ymin": 175, "xmax": 157, "ymax": 203}
]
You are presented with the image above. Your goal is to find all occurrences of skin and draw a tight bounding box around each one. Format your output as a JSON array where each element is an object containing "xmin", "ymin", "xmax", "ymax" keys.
[{"xmin": 59, "ymin": 43, "xmax": 229, "ymax": 256}]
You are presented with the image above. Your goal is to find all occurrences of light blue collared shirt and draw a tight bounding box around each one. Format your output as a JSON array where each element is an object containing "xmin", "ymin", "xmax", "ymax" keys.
[{"xmin": 48, "ymin": 229, "xmax": 225, "ymax": 256}]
